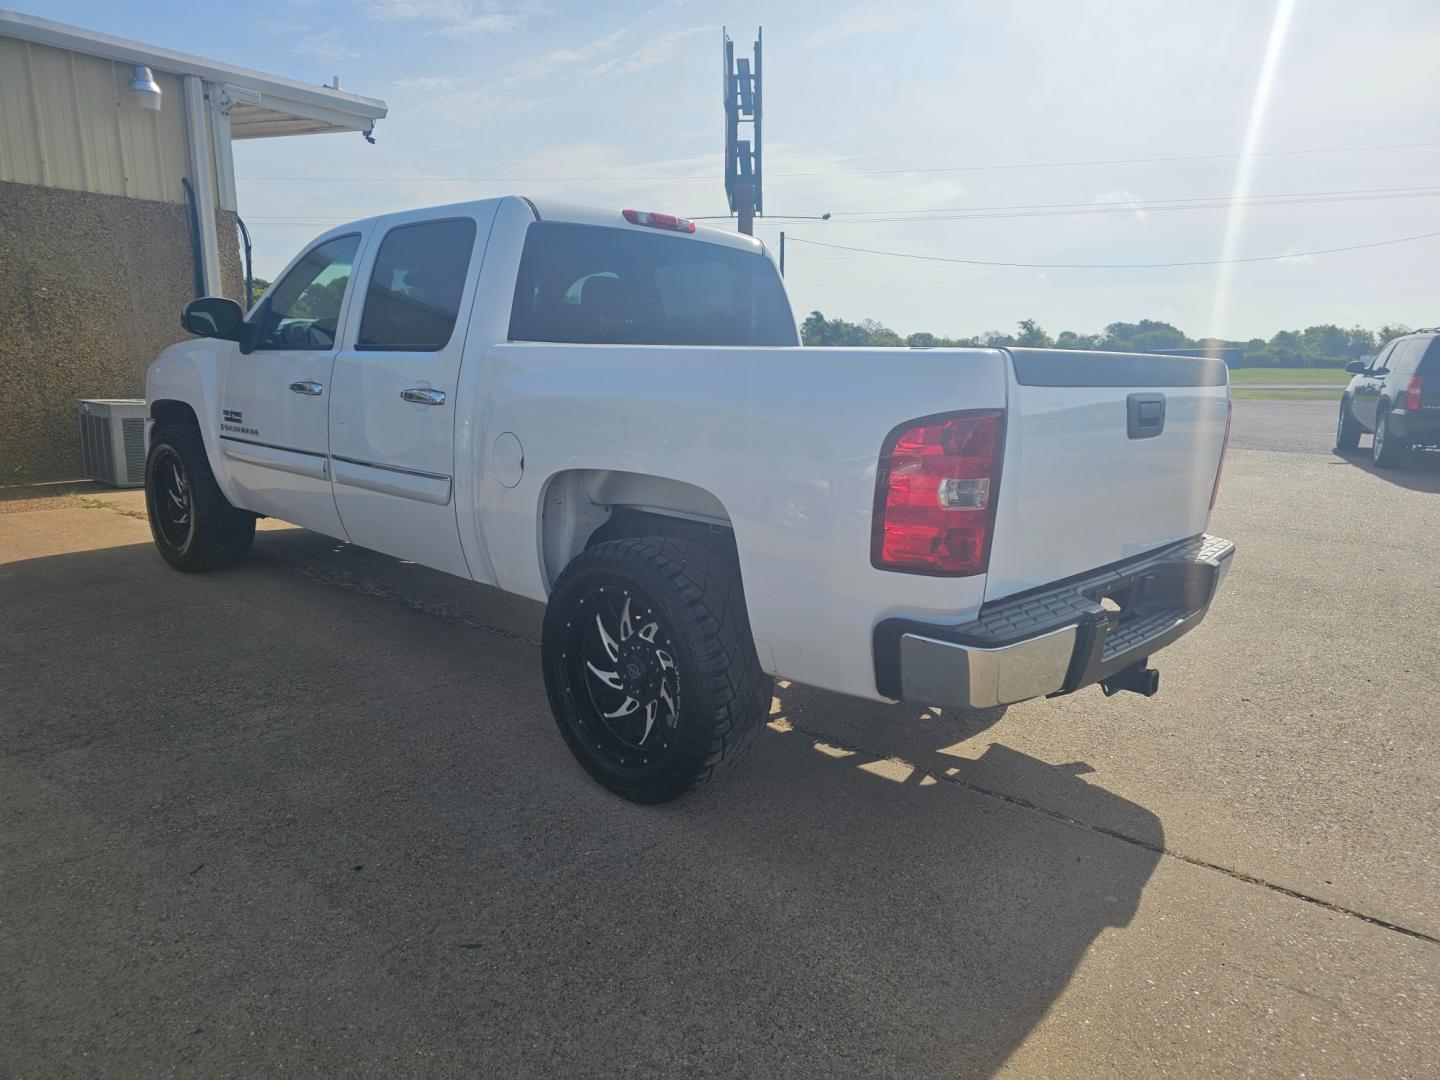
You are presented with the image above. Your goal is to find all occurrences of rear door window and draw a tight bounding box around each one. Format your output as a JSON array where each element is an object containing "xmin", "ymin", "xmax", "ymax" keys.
[
  {"xmin": 508, "ymin": 222, "xmax": 797, "ymax": 346},
  {"xmin": 357, "ymin": 219, "xmax": 477, "ymax": 352}
]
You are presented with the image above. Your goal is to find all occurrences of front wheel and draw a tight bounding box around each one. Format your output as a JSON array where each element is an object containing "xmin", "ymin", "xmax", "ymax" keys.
[
  {"xmin": 542, "ymin": 537, "xmax": 770, "ymax": 804},
  {"xmin": 145, "ymin": 423, "xmax": 256, "ymax": 571},
  {"xmin": 1335, "ymin": 395, "xmax": 1361, "ymax": 451},
  {"xmin": 1372, "ymin": 408, "xmax": 1407, "ymax": 469}
]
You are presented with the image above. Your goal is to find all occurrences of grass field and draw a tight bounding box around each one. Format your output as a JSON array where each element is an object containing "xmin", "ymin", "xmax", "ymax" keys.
[
  {"xmin": 1230, "ymin": 387, "xmax": 1344, "ymax": 401},
  {"xmin": 1228, "ymin": 367, "xmax": 1350, "ymax": 385}
]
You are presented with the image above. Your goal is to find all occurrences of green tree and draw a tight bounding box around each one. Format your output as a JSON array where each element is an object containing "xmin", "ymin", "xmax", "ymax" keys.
[
  {"xmin": 797, "ymin": 311, "xmax": 1409, "ymax": 367},
  {"xmin": 248, "ymin": 275, "xmax": 271, "ymax": 309},
  {"xmin": 1015, "ymin": 319, "xmax": 1052, "ymax": 347}
]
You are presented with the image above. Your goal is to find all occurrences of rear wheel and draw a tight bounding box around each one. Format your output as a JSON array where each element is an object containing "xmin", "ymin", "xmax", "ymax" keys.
[
  {"xmin": 1335, "ymin": 395, "xmax": 1361, "ymax": 451},
  {"xmin": 542, "ymin": 537, "xmax": 770, "ymax": 804},
  {"xmin": 145, "ymin": 423, "xmax": 256, "ymax": 571},
  {"xmin": 1372, "ymin": 408, "xmax": 1407, "ymax": 469}
]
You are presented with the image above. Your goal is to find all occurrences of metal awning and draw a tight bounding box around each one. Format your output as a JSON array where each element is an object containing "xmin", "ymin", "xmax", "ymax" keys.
[{"xmin": 0, "ymin": 8, "xmax": 387, "ymax": 138}]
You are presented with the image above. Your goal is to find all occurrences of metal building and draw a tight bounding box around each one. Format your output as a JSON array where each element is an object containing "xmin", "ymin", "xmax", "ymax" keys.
[{"xmin": 0, "ymin": 9, "xmax": 387, "ymax": 479}]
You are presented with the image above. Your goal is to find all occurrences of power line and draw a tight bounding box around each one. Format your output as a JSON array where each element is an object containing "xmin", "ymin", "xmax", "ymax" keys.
[
  {"xmin": 784, "ymin": 230, "xmax": 1440, "ymax": 270},
  {"xmin": 823, "ymin": 185, "xmax": 1440, "ymax": 220},
  {"xmin": 234, "ymin": 140, "xmax": 1440, "ymax": 184}
]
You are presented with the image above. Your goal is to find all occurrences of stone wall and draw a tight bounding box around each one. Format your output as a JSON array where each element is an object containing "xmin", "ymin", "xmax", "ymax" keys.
[{"xmin": 0, "ymin": 180, "xmax": 243, "ymax": 481}]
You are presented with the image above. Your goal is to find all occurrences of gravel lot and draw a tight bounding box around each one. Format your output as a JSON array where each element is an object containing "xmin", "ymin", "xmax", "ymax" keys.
[{"xmin": 2, "ymin": 400, "xmax": 1437, "ymax": 1078}]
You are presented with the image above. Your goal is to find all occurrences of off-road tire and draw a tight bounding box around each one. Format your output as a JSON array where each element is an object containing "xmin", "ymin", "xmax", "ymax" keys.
[
  {"xmin": 1372, "ymin": 407, "xmax": 1407, "ymax": 469},
  {"xmin": 1335, "ymin": 395, "xmax": 1361, "ymax": 451},
  {"xmin": 145, "ymin": 422, "xmax": 256, "ymax": 571},
  {"xmin": 542, "ymin": 537, "xmax": 770, "ymax": 804}
]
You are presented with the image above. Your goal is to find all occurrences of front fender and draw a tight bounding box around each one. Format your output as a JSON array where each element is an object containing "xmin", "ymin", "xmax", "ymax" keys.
[{"xmin": 146, "ymin": 338, "xmax": 239, "ymax": 504}]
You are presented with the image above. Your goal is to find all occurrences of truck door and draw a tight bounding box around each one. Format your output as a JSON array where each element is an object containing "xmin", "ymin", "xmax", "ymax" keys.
[
  {"xmin": 327, "ymin": 211, "xmax": 491, "ymax": 578},
  {"xmin": 218, "ymin": 232, "xmax": 361, "ymax": 537}
]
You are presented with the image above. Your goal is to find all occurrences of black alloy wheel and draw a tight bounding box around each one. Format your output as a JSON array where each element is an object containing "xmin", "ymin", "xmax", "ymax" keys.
[
  {"xmin": 541, "ymin": 536, "xmax": 770, "ymax": 804},
  {"xmin": 145, "ymin": 422, "xmax": 256, "ymax": 571},
  {"xmin": 558, "ymin": 584, "xmax": 683, "ymax": 770},
  {"xmin": 151, "ymin": 446, "xmax": 195, "ymax": 552}
]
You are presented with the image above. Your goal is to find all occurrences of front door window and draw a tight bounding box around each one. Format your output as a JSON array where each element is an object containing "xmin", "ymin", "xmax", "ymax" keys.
[{"xmin": 254, "ymin": 235, "xmax": 360, "ymax": 350}]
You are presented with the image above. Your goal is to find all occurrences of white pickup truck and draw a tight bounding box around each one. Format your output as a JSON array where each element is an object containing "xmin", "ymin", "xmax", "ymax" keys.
[{"xmin": 147, "ymin": 197, "xmax": 1234, "ymax": 802}]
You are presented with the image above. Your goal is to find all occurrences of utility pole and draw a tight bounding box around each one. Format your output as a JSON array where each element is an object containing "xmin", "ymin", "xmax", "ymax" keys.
[{"xmin": 723, "ymin": 27, "xmax": 762, "ymax": 235}]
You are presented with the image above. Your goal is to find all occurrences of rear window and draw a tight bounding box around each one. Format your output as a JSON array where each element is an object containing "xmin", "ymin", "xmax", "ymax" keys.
[
  {"xmin": 1421, "ymin": 335, "xmax": 1440, "ymax": 372},
  {"xmin": 508, "ymin": 222, "xmax": 797, "ymax": 346}
]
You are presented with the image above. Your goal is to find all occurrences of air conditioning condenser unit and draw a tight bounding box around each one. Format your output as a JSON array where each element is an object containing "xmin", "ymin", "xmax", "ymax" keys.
[{"xmin": 78, "ymin": 399, "xmax": 147, "ymax": 487}]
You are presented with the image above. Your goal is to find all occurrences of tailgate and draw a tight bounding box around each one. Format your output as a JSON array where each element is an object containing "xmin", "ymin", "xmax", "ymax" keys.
[{"xmin": 984, "ymin": 348, "xmax": 1230, "ymax": 601}]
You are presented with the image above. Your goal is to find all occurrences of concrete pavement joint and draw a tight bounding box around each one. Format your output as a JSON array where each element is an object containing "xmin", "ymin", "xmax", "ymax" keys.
[
  {"xmin": 780, "ymin": 718, "xmax": 1440, "ymax": 948},
  {"xmin": 74, "ymin": 496, "xmax": 147, "ymax": 520},
  {"xmin": 235, "ymin": 517, "xmax": 1440, "ymax": 949}
]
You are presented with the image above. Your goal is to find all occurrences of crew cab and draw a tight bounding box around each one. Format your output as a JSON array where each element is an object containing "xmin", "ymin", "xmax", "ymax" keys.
[
  {"xmin": 145, "ymin": 197, "xmax": 1235, "ymax": 803},
  {"xmin": 1336, "ymin": 328, "xmax": 1440, "ymax": 467}
]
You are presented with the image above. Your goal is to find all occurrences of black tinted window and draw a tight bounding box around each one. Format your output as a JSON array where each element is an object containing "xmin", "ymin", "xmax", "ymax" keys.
[
  {"xmin": 1421, "ymin": 336, "xmax": 1440, "ymax": 372},
  {"xmin": 509, "ymin": 222, "xmax": 797, "ymax": 346},
  {"xmin": 255, "ymin": 235, "xmax": 359, "ymax": 350},
  {"xmin": 358, "ymin": 219, "xmax": 477, "ymax": 351}
]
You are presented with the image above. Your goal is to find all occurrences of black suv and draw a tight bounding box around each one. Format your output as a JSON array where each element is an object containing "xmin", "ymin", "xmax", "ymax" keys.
[{"xmin": 1336, "ymin": 329, "xmax": 1440, "ymax": 467}]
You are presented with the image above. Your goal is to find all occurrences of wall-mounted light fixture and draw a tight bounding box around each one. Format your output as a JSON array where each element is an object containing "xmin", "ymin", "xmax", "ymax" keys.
[{"xmin": 129, "ymin": 65, "xmax": 162, "ymax": 112}]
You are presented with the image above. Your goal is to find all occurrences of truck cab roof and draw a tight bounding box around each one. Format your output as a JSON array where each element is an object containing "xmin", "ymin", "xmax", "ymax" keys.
[{"xmin": 316, "ymin": 196, "xmax": 767, "ymax": 256}]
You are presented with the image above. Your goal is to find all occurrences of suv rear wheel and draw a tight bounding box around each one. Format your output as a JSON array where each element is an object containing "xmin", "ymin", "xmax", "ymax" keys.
[
  {"xmin": 145, "ymin": 423, "xmax": 256, "ymax": 571},
  {"xmin": 542, "ymin": 537, "xmax": 770, "ymax": 804},
  {"xmin": 1372, "ymin": 407, "xmax": 1408, "ymax": 469}
]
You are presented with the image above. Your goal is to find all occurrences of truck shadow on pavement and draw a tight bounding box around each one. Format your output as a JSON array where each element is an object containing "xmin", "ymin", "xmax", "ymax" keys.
[
  {"xmin": 1332, "ymin": 446, "xmax": 1440, "ymax": 493},
  {"xmin": 0, "ymin": 530, "xmax": 1166, "ymax": 1079}
]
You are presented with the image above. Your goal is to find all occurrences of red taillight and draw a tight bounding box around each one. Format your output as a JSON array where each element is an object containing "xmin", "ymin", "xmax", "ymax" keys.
[
  {"xmin": 872, "ymin": 411, "xmax": 1004, "ymax": 576},
  {"xmin": 1210, "ymin": 400, "xmax": 1232, "ymax": 510},
  {"xmin": 1405, "ymin": 375, "xmax": 1424, "ymax": 411},
  {"xmin": 622, "ymin": 209, "xmax": 696, "ymax": 233}
]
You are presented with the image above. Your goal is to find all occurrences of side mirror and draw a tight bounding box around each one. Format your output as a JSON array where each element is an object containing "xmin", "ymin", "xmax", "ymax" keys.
[
  {"xmin": 181, "ymin": 297, "xmax": 246, "ymax": 342},
  {"xmin": 1344, "ymin": 360, "xmax": 1368, "ymax": 375}
]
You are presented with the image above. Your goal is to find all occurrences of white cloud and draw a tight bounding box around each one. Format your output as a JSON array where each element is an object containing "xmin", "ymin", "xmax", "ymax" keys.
[
  {"xmin": 803, "ymin": 7, "xmax": 925, "ymax": 49},
  {"xmin": 514, "ymin": 27, "xmax": 630, "ymax": 79},
  {"xmin": 396, "ymin": 80, "xmax": 537, "ymax": 128},
  {"xmin": 392, "ymin": 74, "xmax": 467, "ymax": 91},
  {"xmin": 291, "ymin": 31, "xmax": 360, "ymax": 62},
  {"xmin": 1094, "ymin": 189, "xmax": 1148, "ymax": 222},
  {"xmin": 587, "ymin": 27, "xmax": 707, "ymax": 76},
  {"xmin": 362, "ymin": 0, "xmax": 524, "ymax": 38}
]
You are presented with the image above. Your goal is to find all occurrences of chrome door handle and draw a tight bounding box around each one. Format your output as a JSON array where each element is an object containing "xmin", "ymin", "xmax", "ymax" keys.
[
  {"xmin": 289, "ymin": 380, "xmax": 324, "ymax": 396},
  {"xmin": 401, "ymin": 388, "xmax": 447, "ymax": 406}
]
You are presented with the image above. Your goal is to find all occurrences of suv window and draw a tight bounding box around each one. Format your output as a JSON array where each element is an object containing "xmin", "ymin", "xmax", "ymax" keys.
[
  {"xmin": 509, "ymin": 222, "xmax": 798, "ymax": 346},
  {"xmin": 1421, "ymin": 335, "xmax": 1440, "ymax": 373},
  {"xmin": 357, "ymin": 219, "xmax": 477, "ymax": 352},
  {"xmin": 254, "ymin": 234, "xmax": 359, "ymax": 350},
  {"xmin": 1370, "ymin": 342, "xmax": 1396, "ymax": 372},
  {"xmin": 1388, "ymin": 339, "xmax": 1420, "ymax": 378}
]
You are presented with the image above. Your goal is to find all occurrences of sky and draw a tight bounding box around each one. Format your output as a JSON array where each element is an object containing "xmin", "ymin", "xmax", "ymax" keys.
[{"xmin": 31, "ymin": 0, "xmax": 1440, "ymax": 341}]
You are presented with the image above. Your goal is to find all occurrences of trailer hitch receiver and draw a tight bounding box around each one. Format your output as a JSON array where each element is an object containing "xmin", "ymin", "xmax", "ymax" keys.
[{"xmin": 1101, "ymin": 660, "xmax": 1160, "ymax": 698}]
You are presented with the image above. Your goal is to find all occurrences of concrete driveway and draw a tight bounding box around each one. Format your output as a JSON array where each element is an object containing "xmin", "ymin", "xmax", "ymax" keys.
[{"xmin": 2, "ymin": 400, "xmax": 1437, "ymax": 1078}]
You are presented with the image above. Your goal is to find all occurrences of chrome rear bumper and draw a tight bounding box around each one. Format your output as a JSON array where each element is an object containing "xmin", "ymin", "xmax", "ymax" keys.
[{"xmin": 876, "ymin": 534, "xmax": 1235, "ymax": 710}]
